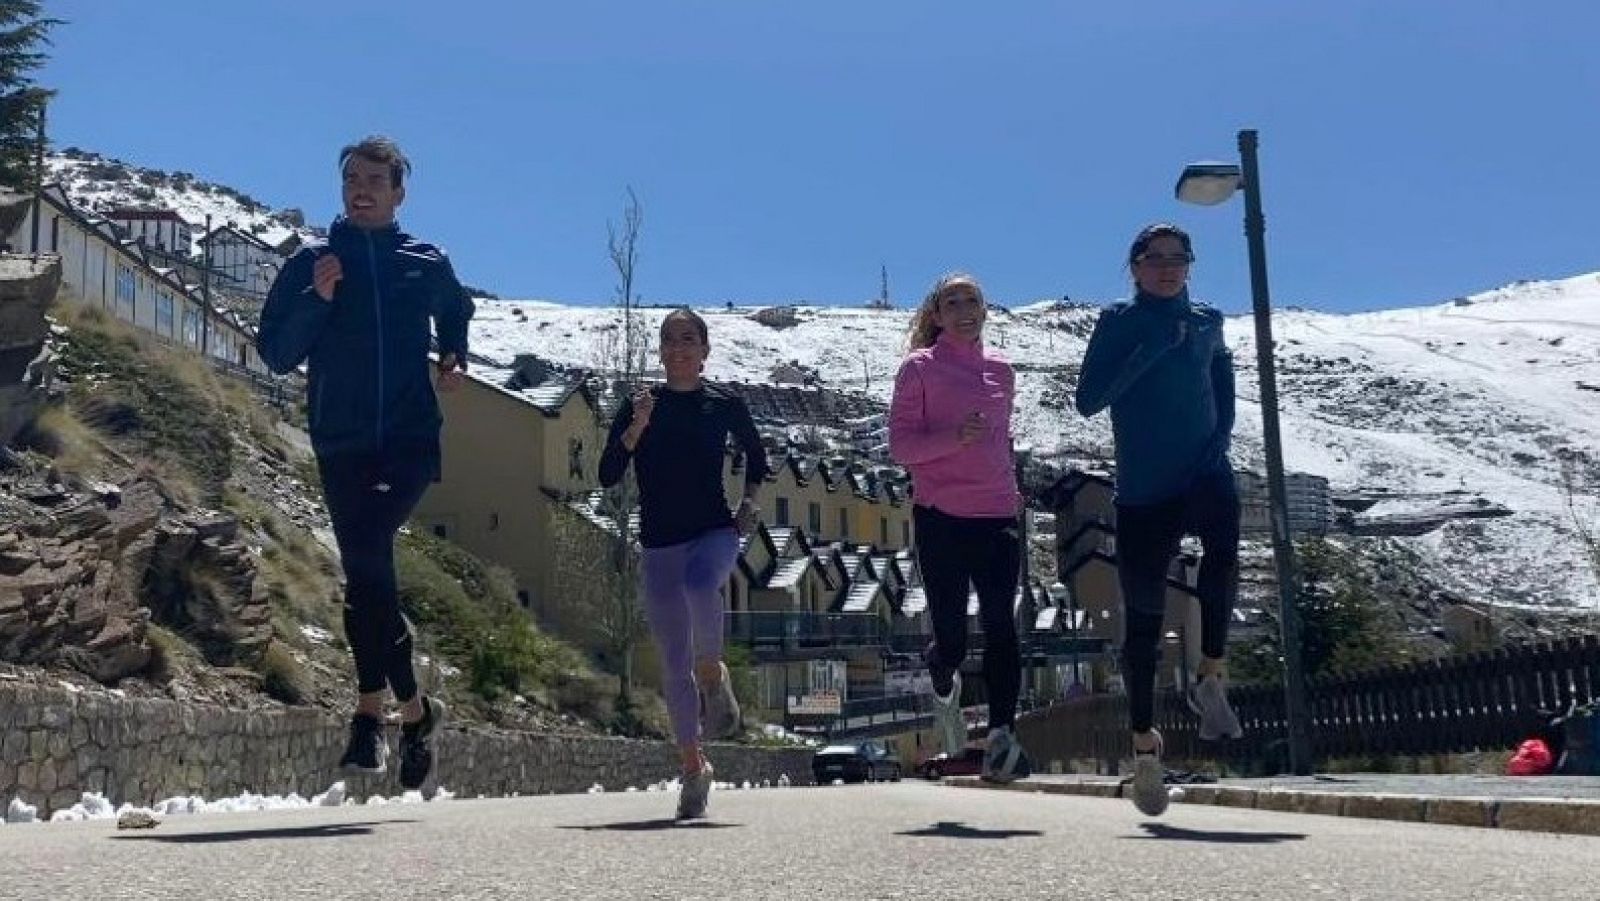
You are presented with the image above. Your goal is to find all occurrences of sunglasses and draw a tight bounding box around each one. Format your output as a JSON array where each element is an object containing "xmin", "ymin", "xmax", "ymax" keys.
[{"xmin": 1134, "ymin": 252, "xmax": 1195, "ymax": 267}]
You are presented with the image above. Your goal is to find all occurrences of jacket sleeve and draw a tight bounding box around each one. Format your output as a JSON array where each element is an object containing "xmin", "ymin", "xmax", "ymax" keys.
[
  {"xmin": 255, "ymin": 248, "xmax": 330, "ymax": 375},
  {"xmin": 888, "ymin": 357, "xmax": 961, "ymax": 466},
  {"xmin": 729, "ymin": 397, "xmax": 770, "ymax": 489},
  {"xmin": 431, "ymin": 251, "xmax": 475, "ymax": 366},
  {"xmin": 598, "ymin": 398, "xmax": 635, "ymax": 488},
  {"xmin": 1198, "ymin": 317, "xmax": 1236, "ymax": 466},
  {"xmin": 1074, "ymin": 307, "xmax": 1172, "ymax": 418}
]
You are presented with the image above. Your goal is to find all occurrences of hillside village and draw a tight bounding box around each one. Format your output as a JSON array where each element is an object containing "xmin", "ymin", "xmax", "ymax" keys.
[{"xmin": 3, "ymin": 150, "xmax": 1599, "ymax": 767}]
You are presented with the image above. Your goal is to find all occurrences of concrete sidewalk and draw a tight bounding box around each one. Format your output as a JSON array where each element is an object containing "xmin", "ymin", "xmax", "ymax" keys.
[{"xmin": 949, "ymin": 772, "xmax": 1600, "ymax": 836}]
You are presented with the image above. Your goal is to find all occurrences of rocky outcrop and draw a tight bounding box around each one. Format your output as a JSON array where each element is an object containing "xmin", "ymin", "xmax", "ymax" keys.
[
  {"xmin": 0, "ymin": 251, "xmax": 61, "ymax": 447},
  {"xmin": 0, "ymin": 471, "xmax": 270, "ymax": 682},
  {"xmin": 146, "ymin": 513, "xmax": 271, "ymax": 667},
  {"xmin": 749, "ymin": 305, "xmax": 800, "ymax": 329},
  {"xmin": 0, "ymin": 477, "xmax": 161, "ymax": 682}
]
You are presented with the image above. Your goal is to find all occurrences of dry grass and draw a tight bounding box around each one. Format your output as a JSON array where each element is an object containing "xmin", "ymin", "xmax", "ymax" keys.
[
  {"xmin": 50, "ymin": 301, "xmax": 247, "ymax": 502},
  {"xmin": 227, "ymin": 489, "xmax": 342, "ymax": 651},
  {"xmin": 21, "ymin": 406, "xmax": 104, "ymax": 476},
  {"xmin": 142, "ymin": 624, "xmax": 197, "ymax": 684},
  {"xmin": 255, "ymin": 639, "xmax": 312, "ymax": 705}
]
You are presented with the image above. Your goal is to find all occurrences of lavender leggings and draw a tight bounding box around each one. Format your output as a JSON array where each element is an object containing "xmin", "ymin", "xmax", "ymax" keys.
[{"xmin": 641, "ymin": 527, "xmax": 740, "ymax": 746}]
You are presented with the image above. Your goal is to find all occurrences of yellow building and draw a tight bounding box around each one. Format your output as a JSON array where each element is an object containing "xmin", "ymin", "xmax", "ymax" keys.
[
  {"xmin": 412, "ymin": 371, "xmax": 605, "ymax": 630},
  {"xmin": 418, "ymin": 368, "xmax": 919, "ymax": 622},
  {"xmin": 417, "ymin": 366, "xmax": 962, "ymax": 742},
  {"xmin": 1048, "ymin": 468, "xmax": 1207, "ymax": 690},
  {"xmin": 753, "ymin": 455, "xmax": 913, "ymax": 551}
]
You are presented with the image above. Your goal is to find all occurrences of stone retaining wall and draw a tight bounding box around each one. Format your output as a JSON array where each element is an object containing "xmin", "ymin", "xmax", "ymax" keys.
[{"xmin": 0, "ymin": 683, "xmax": 814, "ymax": 815}]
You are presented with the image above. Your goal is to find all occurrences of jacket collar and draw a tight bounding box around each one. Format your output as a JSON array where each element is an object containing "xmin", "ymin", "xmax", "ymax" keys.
[
  {"xmin": 1134, "ymin": 287, "xmax": 1192, "ymax": 315},
  {"xmin": 933, "ymin": 329, "xmax": 986, "ymax": 362},
  {"xmin": 328, "ymin": 216, "xmax": 403, "ymax": 253}
]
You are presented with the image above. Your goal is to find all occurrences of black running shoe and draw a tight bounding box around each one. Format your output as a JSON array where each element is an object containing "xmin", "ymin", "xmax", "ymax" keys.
[
  {"xmin": 339, "ymin": 713, "xmax": 387, "ymax": 775},
  {"xmin": 399, "ymin": 696, "xmax": 446, "ymax": 791}
]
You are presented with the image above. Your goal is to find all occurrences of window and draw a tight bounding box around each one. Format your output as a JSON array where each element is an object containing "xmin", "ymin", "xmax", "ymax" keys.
[
  {"xmin": 114, "ymin": 265, "xmax": 136, "ymax": 319},
  {"xmin": 775, "ymin": 497, "xmax": 790, "ymax": 526},
  {"xmin": 155, "ymin": 293, "xmax": 175, "ymax": 337},
  {"xmin": 880, "ymin": 517, "xmax": 889, "ymax": 546},
  {"xmin": 182, "ymin": 308, "xmax": 200, "ymax": 346},
  {"xmin": 902, "ymin": 521, "xmax": 911, "ymax": 547},
  {"xmin": 432, "ymin": 524, "xmax": 448, "ymax": 539},
  {"xmin": 838, "ymin": 508, "xmax": 849, "ymax": 539},
  {"xmin": 517, "ymin": 590, "xmax": 531, "ymax": 609},
  {"xmin": 50, "ymin": 217, "xmax": 58, "ymax": 252},
  {"xmin": 808, "ymin": 502, "xmax": 821, "ymax": 534},
  {"xmin": 489, "ymin": 512, "xmax": 500, "ymax": 531}
]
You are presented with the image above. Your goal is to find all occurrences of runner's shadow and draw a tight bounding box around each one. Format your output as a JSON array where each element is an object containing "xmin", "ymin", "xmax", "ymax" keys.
[
  {"xmin": 112, "ymin": 820, "xmax": 421, "ymax": 844},
  {"xmin": 1126, "ymin": 823, "xmax": 1306, "ymax": 844},
  {"xmin": 897, "ymin": 821, "xmax": 1043, "ymax": 840},
  {"xmin": 559, "ymin": 818, "xmax": 742, "ymax": 832}
]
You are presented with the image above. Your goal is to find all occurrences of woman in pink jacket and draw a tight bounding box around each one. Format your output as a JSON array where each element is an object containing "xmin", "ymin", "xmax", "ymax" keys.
[{"xmin": 889, "ymin": 272, "xmax": 1032, "ymax": 784}]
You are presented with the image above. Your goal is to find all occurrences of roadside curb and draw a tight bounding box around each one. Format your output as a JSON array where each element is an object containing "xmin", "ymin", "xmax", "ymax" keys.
[{"xmin": 946, "ymin": 776, "xmax": 1600, "ymax": 837}]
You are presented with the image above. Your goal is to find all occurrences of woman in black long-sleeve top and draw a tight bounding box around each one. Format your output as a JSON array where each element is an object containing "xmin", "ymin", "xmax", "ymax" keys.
[{"xmin": 599, "ymin": 307, "xmax": 768, "ymax": 819}]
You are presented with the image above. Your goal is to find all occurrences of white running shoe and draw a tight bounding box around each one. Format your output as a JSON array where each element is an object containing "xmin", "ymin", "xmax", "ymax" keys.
[
  {"xmin": 1129, "ymin": 730, "xmax": 1169, "ymax": 817},
  {"xmin": 931, "ymin": 671, "xmax": 966, "ymax": 756},
  {"xmin": 1191, "ymin": 674, "xmax": 1244, "ymax": 741},
  {"xmin": 981, "ymin": 726, "xmax": 1033, "ymax": 784},
  {"xmin": 677, "ymin": 762, "xmax": 714, "ymax": 820}
]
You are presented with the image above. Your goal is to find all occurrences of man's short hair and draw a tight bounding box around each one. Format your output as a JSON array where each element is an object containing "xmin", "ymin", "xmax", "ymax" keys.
[{"xmin": 339, "ymin": 136, "xmax": 412, "ymax": 189}]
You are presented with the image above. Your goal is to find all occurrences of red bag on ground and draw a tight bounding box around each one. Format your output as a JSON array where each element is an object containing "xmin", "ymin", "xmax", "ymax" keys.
[{"xmin": 1506, "ymin": 738, "xmax": 1555, "ymax": 776}]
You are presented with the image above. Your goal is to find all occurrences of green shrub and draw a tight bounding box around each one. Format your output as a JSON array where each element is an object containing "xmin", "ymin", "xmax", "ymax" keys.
[{"xmin": 397, "ymin": 531, "xmax": 601, "ymax": 710}]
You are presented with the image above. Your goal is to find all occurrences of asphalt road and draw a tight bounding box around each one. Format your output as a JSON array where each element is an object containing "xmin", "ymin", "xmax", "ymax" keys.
[{"xmin": 2, "ymin": 781, "xmax": 1595, "ymax": 900}]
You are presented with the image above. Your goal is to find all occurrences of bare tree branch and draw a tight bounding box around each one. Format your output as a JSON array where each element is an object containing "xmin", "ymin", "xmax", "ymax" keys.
[
  {"xmin": 568, "ymin": 187, "xmax": 650, "ymax": 711},
  {"xmin": 1558, "ymin": 449, "xmax": 1600, "ymax": 591}
]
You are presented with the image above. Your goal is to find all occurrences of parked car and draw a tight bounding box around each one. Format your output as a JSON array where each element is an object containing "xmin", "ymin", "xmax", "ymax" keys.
[
  {"xmin": 915, "ymin": 747, "xmax": 985, "ymax": 780},
  {"xmin": 812, "ymin": 741, "xmax": 903, "ymax": 784}
]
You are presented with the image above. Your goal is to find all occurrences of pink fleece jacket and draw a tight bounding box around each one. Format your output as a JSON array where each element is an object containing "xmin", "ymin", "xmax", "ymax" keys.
[{"xmin": 888, "ymin": 332, "xmax": 1021, "ymax": 518}]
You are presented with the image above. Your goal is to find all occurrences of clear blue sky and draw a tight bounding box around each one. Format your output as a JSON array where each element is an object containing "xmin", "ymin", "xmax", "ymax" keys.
[{"xmin": 39, "ymin": 1, "xmax": 1600, "ymax": 312}]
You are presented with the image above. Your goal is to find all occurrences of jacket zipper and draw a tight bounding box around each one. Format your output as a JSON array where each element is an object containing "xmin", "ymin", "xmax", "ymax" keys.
[{"xmin": 367, "ymin": 232, "xmax": 385, "ymax": 450}]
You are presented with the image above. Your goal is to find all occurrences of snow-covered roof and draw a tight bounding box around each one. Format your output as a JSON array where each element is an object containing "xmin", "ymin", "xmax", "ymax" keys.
[
  {"xmin": 768, "ymin": 557, "xmax": 811, "ymax": 590},
  {"xmin": 900, "ymin": 586, "xmax": 927, "ymax": 616},
  {"xmin": 841, "ymin": 580, "xmax": 880, "ymax": 613}
]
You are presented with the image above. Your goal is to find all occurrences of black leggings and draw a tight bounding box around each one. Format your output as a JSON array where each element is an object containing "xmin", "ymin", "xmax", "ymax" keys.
[
  {"xmin": 318, "ymin": 451, "xmax": 433, "ymax": 702},
  {"xmin": 1116, "ymin": 468, "xmax": 1240, "ymax": 733},
  {"xmin": 914, "ymin": 505, "xmax": 1022, "ymax": 731}
]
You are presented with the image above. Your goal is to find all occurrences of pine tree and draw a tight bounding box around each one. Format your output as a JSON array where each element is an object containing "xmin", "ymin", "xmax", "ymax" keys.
[
  {"xmin": 0, "ymin": 1, "xmax": 60, "ymax": 190},
  {"xmin": 1230, "ymin": 537, "xmax": 1410, "ymax": 684}
]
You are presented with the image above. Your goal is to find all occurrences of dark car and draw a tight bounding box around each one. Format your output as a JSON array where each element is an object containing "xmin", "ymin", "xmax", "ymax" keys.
[
  {"xmin": 916, "ymin": 747, "xmax": 986, "ymax": 780},
  {"xmin": 812, "ymin": 741, "xmax": 903, "ymax": 784}
]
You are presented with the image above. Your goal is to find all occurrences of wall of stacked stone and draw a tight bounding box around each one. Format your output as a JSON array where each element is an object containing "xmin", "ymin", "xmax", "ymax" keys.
[{"xmin": 0, "ymin": 683, "xmax": 814, "ymax": 815}]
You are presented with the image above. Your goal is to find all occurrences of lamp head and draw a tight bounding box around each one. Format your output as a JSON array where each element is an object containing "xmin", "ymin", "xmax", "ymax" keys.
[{"xmin": 1176, "ymin": 161, "xmax": 1243, "ymax": 206}]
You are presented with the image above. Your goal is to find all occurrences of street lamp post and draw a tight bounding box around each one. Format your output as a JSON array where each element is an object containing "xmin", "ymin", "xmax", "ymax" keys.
[{"xmin": 1175, "ymin": 128, "xmax": 1313, "ymax": 776}]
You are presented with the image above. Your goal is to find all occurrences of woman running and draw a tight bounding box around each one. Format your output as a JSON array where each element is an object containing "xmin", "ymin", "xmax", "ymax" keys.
[{"xmin": 600, "ymin": 307, "xmax": 768, "ymax": 819}]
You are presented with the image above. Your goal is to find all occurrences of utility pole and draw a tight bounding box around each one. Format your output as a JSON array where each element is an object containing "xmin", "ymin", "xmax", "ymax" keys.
[
  {"xmin": 201, "ymin": 214, "xmax": 212, "ymax": 358},
  {"xmin": 29, "ymin": 102, "xmax": 46, "ymax": 257}
]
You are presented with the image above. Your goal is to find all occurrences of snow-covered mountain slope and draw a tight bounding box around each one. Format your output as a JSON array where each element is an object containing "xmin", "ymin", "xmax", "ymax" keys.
[
  {"xmin": 470, "ymin": 273, "xmax": 1600, "ymax": 609},
  {"xmin": 46, "ymin": 148, "xmax": 313, "ymax": 254},
  {"xmin": 43, "ymin": 145, "xmax": 1598, "ymax": 609}
]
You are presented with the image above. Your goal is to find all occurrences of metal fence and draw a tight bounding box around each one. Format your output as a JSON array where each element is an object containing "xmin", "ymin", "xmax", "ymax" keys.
[{"xmin": 1017, "ymin": 636, "xmax": 1600, "ymax": 772}]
